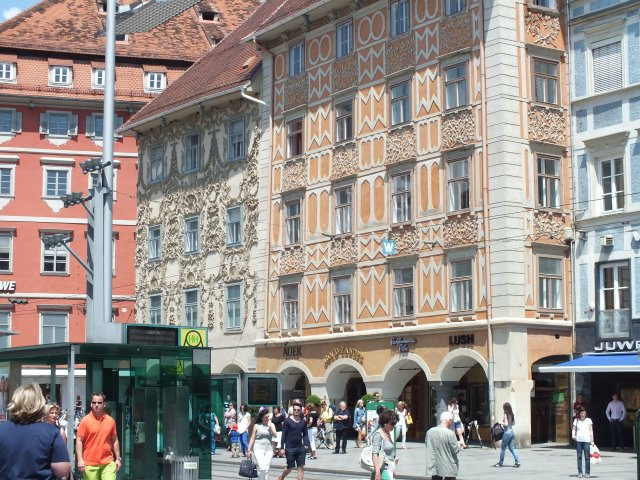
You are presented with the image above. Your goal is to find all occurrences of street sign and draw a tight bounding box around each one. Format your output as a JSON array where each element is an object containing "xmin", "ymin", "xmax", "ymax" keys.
[{"xmin": 381, "ymin": 239, "xmax": 396, "ymax": 255}]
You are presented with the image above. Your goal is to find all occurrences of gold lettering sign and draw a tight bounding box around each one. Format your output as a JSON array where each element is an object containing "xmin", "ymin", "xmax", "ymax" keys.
[{"xmin": 323, "ymin": 346, "xmax": 364, "ymax": 368}]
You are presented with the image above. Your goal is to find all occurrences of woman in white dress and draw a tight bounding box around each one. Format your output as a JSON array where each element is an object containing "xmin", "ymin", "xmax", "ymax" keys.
[
  {"xmin": 448, "ymin": 398, "xmax": 468, "ymax": 448},
  {"xmin": 247, "ymin": 409, "xmax": 277, "ymax": 480},
  {"xmin": 394, "ymin": 401, "xmax": 408, "ymax": 449}
]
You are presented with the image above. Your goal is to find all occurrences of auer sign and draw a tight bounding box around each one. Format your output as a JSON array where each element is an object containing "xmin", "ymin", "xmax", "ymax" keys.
[{"xmin": 0, "ymin": 281, "xmax": 16, "ymax": 292}]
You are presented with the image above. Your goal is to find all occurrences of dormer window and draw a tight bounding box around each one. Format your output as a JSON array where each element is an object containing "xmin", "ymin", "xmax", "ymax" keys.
[
  {"xmin": 144, "ymin": 72, "xmax": 166, "ymax": 93},
  {"xmin": 0, "ymin": 62, "xmax": 16, "ymax": 83},
  {"xmin": 49, "ymin": 66, "xmax": 72, "ymax": 87},
  {"xmin": 200, "ymin": 10, "xmax": 219, "ymax": 22},
  {"xmin": 92, "ymin": 68, "xmax": 105, "ymax": 89}
]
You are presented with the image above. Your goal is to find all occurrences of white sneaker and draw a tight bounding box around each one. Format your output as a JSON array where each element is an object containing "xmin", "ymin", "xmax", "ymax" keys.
[{"xmin": 578, "ymin": 474, "xmax": 583, "ymax": 478}]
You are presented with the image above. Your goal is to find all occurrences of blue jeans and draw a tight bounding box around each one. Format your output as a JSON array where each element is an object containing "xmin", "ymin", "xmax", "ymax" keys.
[
  {"xmin": 499, "ymin": 429, "xmax": 520, "ymax": 465},
  {"xmin": 240, "ymin": 431, "xmax": 249, "ymax": 455},
  {"xmin": 576, "ymin": 441, "xmax": 590, "ymax": 475}
]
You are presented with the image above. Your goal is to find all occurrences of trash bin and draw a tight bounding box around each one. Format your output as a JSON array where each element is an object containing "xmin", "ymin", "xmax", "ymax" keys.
[{"xmin": 163, "ymin": 456, "xmax": 199, "ymax": 480}]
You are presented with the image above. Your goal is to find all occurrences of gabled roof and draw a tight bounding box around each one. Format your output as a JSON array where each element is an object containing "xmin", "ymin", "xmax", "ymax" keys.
[
  {"xmin": 123, "ymin": 0, "xmax": 290, "ymax": 129},
  {"xmin": 0, "ymin": 0, "xmax": 259, "ymax": 62}
]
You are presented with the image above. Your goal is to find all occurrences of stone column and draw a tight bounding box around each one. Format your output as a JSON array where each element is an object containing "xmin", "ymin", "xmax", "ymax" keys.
[{"xmin": 432, "ymin": 382, "xmax": 455, "ymax": 425}]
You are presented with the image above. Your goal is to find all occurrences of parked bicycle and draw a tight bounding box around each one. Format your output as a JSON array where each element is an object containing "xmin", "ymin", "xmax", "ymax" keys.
[{"xmin": 314, "ymin": 425, "xmax": 336, "ymax": 450}]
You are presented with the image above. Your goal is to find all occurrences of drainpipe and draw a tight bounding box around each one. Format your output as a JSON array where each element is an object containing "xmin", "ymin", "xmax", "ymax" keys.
[{"xmin": 241, "ymin": 82, "xmax": 267, "ymax": 106}]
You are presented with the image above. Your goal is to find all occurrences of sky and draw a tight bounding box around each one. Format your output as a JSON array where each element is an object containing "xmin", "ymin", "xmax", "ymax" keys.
[{"xmin": 2, "ymin": 0, "xmax": 40, "ymax": 22}]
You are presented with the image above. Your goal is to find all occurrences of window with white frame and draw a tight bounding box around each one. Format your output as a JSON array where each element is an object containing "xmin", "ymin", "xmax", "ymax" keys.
[
  {"xmin": 390, "ymin": 81, "xmax": 410, "ymax": 126},
  {"xmin": 184, "ymin": 289, "xmax": 199, "ymax": 326},
  {"xmin": 601, "ymin": 158, "xmax": 624, "ymax": 212},
  {"xmin": 92, "ymin": 68, "xmax": 105, "ymax": 89},
  {"xmin": 287, "ymin": 118, "xmax": 303, "ymax": 158},
  {"xmin": 333, "ymin": 276, "xmax": 352, "ymax": 324},
  {"xmin": 335, "ymin": 101, "xmax": 353, "ymax": 142},
  {"xmin": 390, "ymin": 0, "xmax": 409, "ymax": 37},
  {"xmin": 450, "ymin": 258, "xmax": 472, "ymax": 313},
  {"xmin": 591, "ymin": 37, "xmax": 622, "ymax": 94},
  {"xmin": 445, "ymin": 0, "xmax": 465, "ymax": 15},
  {"xmin": 45, "ymin": 169, "xmax": 69, "ymax": 197},
  {"xmin": 144, "ymin": 72, "xmax": 166, "ymax": 92},
  {"xmin": 150, "ymin": 145, "xmax": 163, "ymax": 182},
  {"xmin": 149, "ymin": 294, "xmax": 162, "ymax": 324},
  {"xmin": 289, "ymin": 42, "xmax": 304, "ymax": 77},
  {"xmin": 335, "ymin": 186, "xmax": 352, "ymax": 235},
  {"xmin": 184, "ymin": 216, "xmax": 199, "ymax": 254},
  {"xmin": 148, "ymin": 225, "xmax": 161, "ymax": 261},
  {"xmin": 285, "ymin": 200, "xmax": 301, "ymax": 245},
  {"xmin": 41, "ymin": 312, "xmax": 67, "ymax": 344},
  {"xmin": 0, "ymin": 233, "xmax": 12, "ymax": 272},
  {"xmin": 391, "ymin": 172, "xmax": 412, "ymax": 223},
  {"xmin": 86, "ymin": 114, "xmax": 123, "ymax": 140},
  {"xmin": 227, "ymin": 206, "xmax": 243, "ymax": 246},
  {"xmin": 226, "ymin": 283, "xmax": 242, "ymax": 330},
  {"xmin": 184, "ymin": 132, "xmax": 200, "ymax": 172},
  {"xmin": 49, "ymin": 66, "xmax": 72, "ymax": 87},
  {"xmin": 0, "ymin": 109, "xmax": 20, "ymax": 135},
  {"xmin": 448, "ymin": 158, "xmax": 470, "ymax": 212},
  {"xmin": 537, "ymin": 155, "xmax": 560, "ymax": 209},
  {"xmin": 533, "ymin": 59, "xmax": 558, "ymax": 104},
  {"xmin": 40, "ymin": 112, "xmax": 77, "ymax": 137},
  {"xmin": 0, "ymin": 62, "xmax": 16, "ymax": 82},
  {"xmin": 336, "ymin": 21, "xmax": 353, "ymax": 58},
  {"xmin": 0, "ymin": 167, "xmax": 13, "ymax": 196},
  {"xmin": 0, "ymin": 311, "xmax": 9, "ymax": 348},
  {"xmin": 598, "ymin": 262, "xmax": 630, "ymax": 339},
  {"xmin": 393, "ymin": 267, "xmax": 414, "ymax": 317},
  {"xmin": 282, "ymin": 283, "xmax": 299, "ymax": 330},
  {"xmin": 538, "ymin": 256, "xmax": 562, "ymax": 310},
  {"xmin": 444, "ymin": 63, "xmax": 467, "ymax": 109},
  {"xmin": 42, "ymin": 236, "xmax": 69, "ymax": 273},
  {"xmin": 228, "ymin": 118, "xmax": 245, "ymax": 161}
]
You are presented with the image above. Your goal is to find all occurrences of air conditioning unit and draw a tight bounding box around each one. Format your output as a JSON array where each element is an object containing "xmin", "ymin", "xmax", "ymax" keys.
[{"xmin": 601, "ymin": 234, "xmax": 614, "ymax": 247}]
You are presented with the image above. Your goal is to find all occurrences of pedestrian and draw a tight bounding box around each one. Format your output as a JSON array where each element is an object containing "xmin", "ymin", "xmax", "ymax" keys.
[
  {"xmin": 320, "ymin": 400, "xmax": 334, "ymax": 445},
  {"xmin": 395, "ymin": 401, "xmax": 409, "ymax": 449},
  {"xmin": 493, "ymin": 402, "xmax": 521, "ymax": 468},
  {"xmin": 572, "ymin": 406, "xmax": 594, "ymax": 478},
  {"xmin": 0, "ymin": 383, "xmax": 70, "ymax": 480},
  {"xmin": 447, "ymin": 398, "xmax": 468, "ymax": 449},
  {"xmin": 605, "ymin": 392, "xmax": 626, "ymax": 450},
  {"xmin": 45, "ymin": 402, "xmax": 67, "ymax": 443},
  {"xmin": 210, "ymin": 410, "xmax": 220, "ymax": 454},
  {"xmin": 76, "ymin": 392, "xmax": 122, "ymax": 479},
  {"xmin": 224, "ymin": 402, "xmax": 237, "ymax": 451},
  {"xmin": 277, "ymin": 402, "xmax": 309, "ymax": 480},
  {"xmin": 573, "ymin": 393, "xmax": 588, "ymax": 418},
  {"xmin": 271, "ymin": 406, "xmax": 286, "ymax": 456},
  {"xmin": 372, "ymin": 392, "xmax": 381, "ymax": 403},
  {"xmin": 353, "ymin": 399, "xmax": 366, "ymax": 448},
  {"xmin": 247, "ymin": 408, "xmax": 277, "ymax": 480},
  {"xmin": 237, "ymin": 403, "xmax": 251, "ymax": 456},
  {"xmin": 333, "ymin": 400, "xmax": 350, "ymax": 454},
  {"xmin": 371, "ymin": 409, "xmax": 398, "ymax": 480},
  {"xmin": 425, "ymin": 411, "xmax": 460, "ymax": 480},
  {"xmin": 229, "ymin": 424, "xmax": 241, "ymax": 457},
  {"xmin": 306, "ymin": 403, "xmax": 319, "ymax": 459},
  {"xmin": 369, "ymin": 404, "xmax": 386, "ymax": 442}
]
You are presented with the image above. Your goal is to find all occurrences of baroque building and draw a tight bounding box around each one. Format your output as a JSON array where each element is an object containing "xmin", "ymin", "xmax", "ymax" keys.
[{"xmin": 252, "ymin": 0, "xmax": 573, "ymax": 445}]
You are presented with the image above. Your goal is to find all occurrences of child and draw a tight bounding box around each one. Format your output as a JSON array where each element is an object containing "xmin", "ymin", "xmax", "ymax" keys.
[{"xmin": 229, "ymin": 424, "xmax": 241, "ymax": 458}]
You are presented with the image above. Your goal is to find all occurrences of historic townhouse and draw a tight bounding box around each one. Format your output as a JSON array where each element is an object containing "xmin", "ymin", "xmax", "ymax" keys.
[
  {"xmin": 251, "ymin": 0, "xmax": 573, "ymax": 445},
  {"xmin": 0, "ymin": 0, "xmax": 254, "ymax": 401}
]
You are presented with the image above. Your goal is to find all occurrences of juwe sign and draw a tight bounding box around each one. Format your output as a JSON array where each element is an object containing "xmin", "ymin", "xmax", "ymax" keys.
[{"xmin": 0, "ymin": 281, "xmax": 16, "ymax": 292}]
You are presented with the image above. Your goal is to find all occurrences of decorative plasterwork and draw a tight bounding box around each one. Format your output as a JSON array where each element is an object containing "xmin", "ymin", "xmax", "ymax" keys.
[
  {"xmin": 440, "ymin": 13, "xmax": 472, "ymax": 55},
  {"xmin": 282, "ymin": 157, "xmax": 307, "ymax": 191},
  {"xmin": 386, "ymin": 35, "xmax": 415, "ymax": 76},
  {"xmin": 533, "ymin": 210, "xmax": 565, "ymax": 244},
  {"xmin": 330, "ymin": 236, "xmax": 358, "ymax": 266},
  {"xmin": 528, "ymin": 105, "xmax": 566, "ymax": 145},
  {"xmin": 284, "ymin": 74, "xmax": 308, "ymax": 111},
  {"xmin": 441, "ymin": 108, "xmax": 475, "ymax": 150},
  {"xmin": 333, "ymin": 55, "xmax": 358, "ymax": 93},
  {"xmin": 280, "ymin": 246, "xmax": 305, "ymax": 274},
  {"xmin": 332, "ymin": 141, "xmax": 358, "ymax": 180},
  {"xmin": 386, "ymin": 124, "xmax": 417, "ymax": 164},
  {"xmin": 443, "ymin": 213, "xmax": 478, "ymax": 247},
  {"xmin": 389, "ymin": 226, "xmax": 419, "ymax": 255},
  {"xmin": 525, "ymin": 10, "xmax": 561, "ymax": 48}
]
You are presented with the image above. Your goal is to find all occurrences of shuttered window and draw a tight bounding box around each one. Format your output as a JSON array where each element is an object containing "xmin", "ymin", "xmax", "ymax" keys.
[{"xmin": 592, "ymin": 40, "xmax": 622, "ymax": 93}]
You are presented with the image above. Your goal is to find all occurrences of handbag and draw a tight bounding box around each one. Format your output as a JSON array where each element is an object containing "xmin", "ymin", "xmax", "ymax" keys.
[
  {"xmin": 590, "ymin": 444, "xmax": 602, "ymax": 465},
  {"xmin": 214, "ymin": 424, "xmax": 221, "ymax": 435},
  {"xmin": 238, "ymin": 459, "xmax": 258, "ymax": 478},
  {"xmin": 360, "ymin": 445, "xmax": 386, "ymax": 472},
  {"xmin": 406, "ymin": 412, "xmax": 413, "ymax": 426},
  {"xmin": 491, "ymin": 422, "xmax": 505, "ymax": 443}
]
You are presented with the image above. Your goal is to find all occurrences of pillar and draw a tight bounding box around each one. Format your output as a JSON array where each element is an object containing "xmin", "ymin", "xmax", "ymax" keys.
[{"xmin": 433, "ymin": 382, "xmax": 455, "ymax": 425}]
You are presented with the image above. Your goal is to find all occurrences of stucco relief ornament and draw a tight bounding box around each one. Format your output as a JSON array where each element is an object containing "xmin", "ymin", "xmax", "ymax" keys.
[
  {"xmin": 280, "ymin": 246, "xmax": 305, "ymax": 274},
  {"xmin": 440, "ymin": 13, "xmax": 472, "ymax": 54},
  {"xmin": 528, "ymin": 105, "xmax": 565, "ymax": 144},
  {"xmin": 386, "ymin": 124, "xmax": 417, "ymax": 164},
  {"xmin": 330, "ymin": 236, "xmax": 358, "ymax": 266},
  {"xmin": 282, "ymin": 157, "xmax": 307, "ymax": 191},
  {"xmin": 386, "ymin": 35, "xmax": 415, "ymax": 75},
  {"xmin": 284, "ymin": 74, "xmax": 308, "ymax": 111},
  {"xmin": 389, "ymin": 227, "xmax": 419, "ymax": 255},
  {"xmin": 332, "ymin": 56, "xmax": 358, "ymax": 93},
  {"xmin": 441, "ymin": 108, "xmax": 475, "ymax": 150},
  {"xmin": 332, "ymin": 141, "xmax": 358, "ymax": 179},
  {"xmin": 443, "ymin": 214, "xmax": 478, "ymax": 247},
  {"xmin": 533, "ymin": 210, "xmax": 565, "ymax": 243},
  {"xmin": 525, "ymin": 11, "xmax": 560, "ymax": 47}
]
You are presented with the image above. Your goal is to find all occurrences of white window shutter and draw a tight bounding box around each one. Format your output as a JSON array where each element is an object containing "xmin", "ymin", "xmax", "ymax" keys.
[
  {"xmin": 12, "ymin": 111, "xmax": 22, "ymax": 133},
  {"xmin": 86, "ymin": 115, "xmax": 95, "ymax": 137},
  {"xmin": 69, "ymin": 114, "xmax": 78, "ymax": 136},
  {"xmin": 593, "ymin": 41, "xmax": 622, "ymax": 93},
  {"xmin": 39, "ymin": 112, "xmax": 48, "ymax": 134}
]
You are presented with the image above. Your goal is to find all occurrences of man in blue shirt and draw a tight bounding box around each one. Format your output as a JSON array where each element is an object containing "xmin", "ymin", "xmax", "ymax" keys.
[
  {"xmin": 278, "ymin": 402, "xmax": 309, "ymax": 480},
  {"xmin": 333, "ymin": 401, "xmax": 350, "ymax": 454}
]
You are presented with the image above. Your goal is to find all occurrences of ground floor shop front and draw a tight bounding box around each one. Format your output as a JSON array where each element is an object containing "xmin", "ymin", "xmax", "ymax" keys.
[{"xmin": 256, "ymin": 321, "xmax": 571, "ymax": 446}]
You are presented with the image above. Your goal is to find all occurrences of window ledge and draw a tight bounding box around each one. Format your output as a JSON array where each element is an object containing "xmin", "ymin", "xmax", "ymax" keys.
[
  {"xmin": 279, "ymin": 329, "xmax": 301, "ymax": 337},
  {"xmin": 388, "ymin": 121, "xmax": 412, "ymax": 131},
  {"xmin": 224, "ymin": 328, "xmax": 242, "ymax": 335},
  {"xmin": 390, "ymin": 222, "xmax": 414, "ymax": 230},
  {"xmin": 572, "ymin": 82, "xmax": 640, "ymax": 104},
  {"xmin": 536, "ymin": 311, "xmax": 567, "ymax": 320},
  {"xmin": 148, "ymin": 178, "xmax": 164, "ymax": 184},
  {"xmin": 331, "ymin": 323, "xmax": 355, "ymax": 333},
  {"xmin": 446, "ymin": 314, "xmax": 476, "ymax": 322},
  {"xmin": 526, "ymin": 4, "xmax": 560, "ymax": 18},
  {"xmin": 0, "ymin": 270, "xmax": 13, "ymax": 275},
  {"xmin": 0, "ymin": 132, "xmax": 16, "ymax": 138},
  {"xmin": 226, "ymin": 243, "xmax": 244, "ymax": 249},
  {"xmin": 389, "ymin": 317, "xmax": 417, "ymax": 327},
  {"xmin": 184, "ymin": 251, "xmax": 200, "ymax": 256},
  {"xmin": 0, "ymin": 79, "xmax": 17, "ymax": 84},
  {"xmin": 40, "ymin": 272, "xmax": 70, "ymax": 277},
  {"xmin": 147, "ymin": 258, "xmax": 161, "ymax": 263},
  {"xmin": 48, "ymin": 83, "xmax": 73, "ymax": 89},
  {"xmin": 446, "ymin": 209, "xmax": 472, "ymax": 218},
  {"xmin": 529, "ymin": 102, "xmax": 564, "ymax": 112}
]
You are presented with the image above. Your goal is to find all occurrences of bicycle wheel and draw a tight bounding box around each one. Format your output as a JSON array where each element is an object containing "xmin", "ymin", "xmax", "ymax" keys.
[
  {"xmin": 325, "ymin": 431, "xmax": 336, "ymax": 450},
  {"xmin": 315, "ymin": 431, "xmax": 323, "ymax": 449}
]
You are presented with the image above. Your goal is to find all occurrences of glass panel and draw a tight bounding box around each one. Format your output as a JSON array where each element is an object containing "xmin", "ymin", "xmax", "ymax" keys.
[
  {"xmin": 539, "ymin": 257, "xmax": 561, "ymax": 275},
  {"xmin": 452, "ymin": 259, "xmax": 472, "ymax": 278}
]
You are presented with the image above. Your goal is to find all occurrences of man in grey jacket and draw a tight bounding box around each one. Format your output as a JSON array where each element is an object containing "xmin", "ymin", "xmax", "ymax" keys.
[{"xmin": 425, "ymin": 411, "xmax": 460, "ymax": 480}]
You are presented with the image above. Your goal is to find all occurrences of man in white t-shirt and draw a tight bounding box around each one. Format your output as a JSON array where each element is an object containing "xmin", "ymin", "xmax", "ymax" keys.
[{"xmin": 572, "ymin": 407, "xmax": 593, "ymax": 478}]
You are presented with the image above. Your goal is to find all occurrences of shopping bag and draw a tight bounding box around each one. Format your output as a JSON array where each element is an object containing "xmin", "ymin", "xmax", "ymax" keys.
[
  {"xmin": 590, "ymin": 444, "xmax": 602, "ymax": 465},
  {"xmin": 238, "ymin": 458, "xmax": 258, "ymax": 478},
  {"xmin": 406, "ymin": 413, "xmax": 413, "ymax": 426}
]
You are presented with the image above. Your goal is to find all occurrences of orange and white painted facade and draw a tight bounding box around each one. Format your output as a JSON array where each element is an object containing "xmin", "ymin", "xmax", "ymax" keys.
[{"xmin": 254, "ymin": 0, "xmax": 574, "ymax": 444}]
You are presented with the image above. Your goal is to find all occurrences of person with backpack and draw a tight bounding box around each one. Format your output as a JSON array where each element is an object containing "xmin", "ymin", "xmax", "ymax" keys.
[
  {"xmin": 370, "ymin": 410, "xmax": 398, "ymax": 480},
  {"xmin": 493, "ymin": 402, "xmax": 521, "ymax": 468}
]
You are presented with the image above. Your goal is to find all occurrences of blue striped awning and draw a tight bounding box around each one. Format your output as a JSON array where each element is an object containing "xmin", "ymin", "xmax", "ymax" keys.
[{"xmin": 539, "ymin": 353, "xmax": 640, "ymax": 373}]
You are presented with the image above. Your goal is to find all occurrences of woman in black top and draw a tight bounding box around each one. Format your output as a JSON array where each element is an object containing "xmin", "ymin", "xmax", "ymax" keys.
[
  {"xmin": 271, "ymin": 406, "xmax": 286, "ymax": 456},
  {"xmin": 307, "ymin": 403, "xmax": 319, "ymax": 459}
]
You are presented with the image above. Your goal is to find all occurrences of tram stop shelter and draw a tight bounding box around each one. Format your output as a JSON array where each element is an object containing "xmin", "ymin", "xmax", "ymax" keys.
[{"xmin": 0, "ymin": 342, "xmax": 212, "ymax": 479}]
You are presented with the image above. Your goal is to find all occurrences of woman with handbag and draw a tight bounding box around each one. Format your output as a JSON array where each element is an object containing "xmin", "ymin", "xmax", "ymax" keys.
[
  {"xmin": 371, "ymin": 410, "xmax": 398, "ymax": 480},
  {"xmin": 394, "ymin": 401, "xmax": 409, "ymax": 449},
  {"xmin": 353, "ymin": 399, "xmax": 366, "ymax": 448},
  {"xmin": 572, "ymin": 406, "xmax": 594, "ymax": 478},
  {"xmin": 493, "ymin": 402, "xmax": 521, "ymax": 468},
  {"xmin": 247, "ymin": 409, "xmax": 277, "ymax": 480}
]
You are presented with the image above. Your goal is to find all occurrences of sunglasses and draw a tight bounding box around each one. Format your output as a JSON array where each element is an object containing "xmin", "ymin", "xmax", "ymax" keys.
[{"xmin": 389, "ymin": 422, "xmax": 397, "ymax": 426}]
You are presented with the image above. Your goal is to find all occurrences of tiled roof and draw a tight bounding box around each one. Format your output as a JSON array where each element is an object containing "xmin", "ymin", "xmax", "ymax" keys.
[
  {"xmin": 0, "ymin": 0, "xmax": 259, "ymax": 62},
  {"xmin": 123, "ymin": 0, "xmax": 290, "ymax": 128},
  {"xmin": 254, "ymin": 0, "xmax": 323, "ymax": 33}
]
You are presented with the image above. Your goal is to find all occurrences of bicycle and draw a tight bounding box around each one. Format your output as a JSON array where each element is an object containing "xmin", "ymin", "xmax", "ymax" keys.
[
  {"xmin": 314, "ymin": 425, "xmax": 336, "ymax": 450},
  {"xmin": 465, "ymin": 419, "xmax": 483, "ymax": 448}
]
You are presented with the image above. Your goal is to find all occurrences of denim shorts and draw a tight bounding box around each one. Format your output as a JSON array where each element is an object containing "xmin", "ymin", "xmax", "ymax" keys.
[
  {"xmin": 286, "ymin": 447, "xmax": 306, "ymax": 468},
  {"xmin": 454, "ymin": 421, "xmax": 462, "ymax": 430}
]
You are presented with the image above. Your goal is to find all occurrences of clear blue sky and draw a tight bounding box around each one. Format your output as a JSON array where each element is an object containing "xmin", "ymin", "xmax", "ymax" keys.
[{"xmin": 2, "ymin": 0, "xmax": 41, "ymax": 22}]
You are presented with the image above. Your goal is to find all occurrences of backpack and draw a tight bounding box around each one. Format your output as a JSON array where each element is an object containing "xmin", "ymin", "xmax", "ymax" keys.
[
  {"xmin": 491, "ymin": 422, "xmax": 505, "ymax": 445},
  {"xmin": 360, "ymin": 432, "xmax": 386, "ymax": 472}
]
